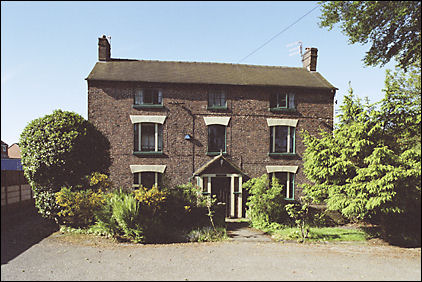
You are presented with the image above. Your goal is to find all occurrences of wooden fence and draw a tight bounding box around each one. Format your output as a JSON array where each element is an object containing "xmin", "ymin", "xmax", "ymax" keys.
[{"xmin": 1, "ymin": 170, "xmax": 33, "ymax": 207}]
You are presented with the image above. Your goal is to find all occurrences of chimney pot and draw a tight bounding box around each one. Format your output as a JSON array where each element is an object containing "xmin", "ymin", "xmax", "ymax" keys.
[
  {"xmin": 302, "ymin": 47, "xmax": 318, "ymax": 71},
  {"xmin": 98, "ymin": 35, "xmax": 111, "ymax": 61}
]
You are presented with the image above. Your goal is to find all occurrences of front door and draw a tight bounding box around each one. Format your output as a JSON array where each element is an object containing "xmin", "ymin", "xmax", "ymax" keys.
[{"xmin": 211, "ymin": 177, "xmax": 231, "ymax": 217}]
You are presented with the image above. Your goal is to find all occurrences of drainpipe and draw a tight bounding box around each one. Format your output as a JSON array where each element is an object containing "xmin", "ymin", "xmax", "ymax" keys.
[{"xmin": 180, "ymin": 105, "xmax": 196, "ymax": 175}]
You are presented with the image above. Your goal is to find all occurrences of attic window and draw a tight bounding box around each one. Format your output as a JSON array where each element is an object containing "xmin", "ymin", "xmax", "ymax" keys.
[
  {"xmin": 133, "ymin": 88, "xmax": 163, "ymax": 108},
  {"xmin": 208, "ymin": 90, "xmax": 227, "ymax": 110},
  {"xmin": 270, "ymin": 92, "xmax": 295, "ymax": 111}
]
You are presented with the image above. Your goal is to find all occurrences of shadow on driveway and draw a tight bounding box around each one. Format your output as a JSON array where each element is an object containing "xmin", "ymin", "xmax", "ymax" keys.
[
  {"xmin": 226, "ymin": 220, "xmax": 273, "ymax": 242},
  {"xmin": 1, "ymin": 203, "xmax": 59, "ymax": 265}
]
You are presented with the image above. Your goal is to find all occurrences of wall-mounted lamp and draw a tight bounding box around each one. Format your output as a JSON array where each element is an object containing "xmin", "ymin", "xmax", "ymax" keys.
[{"xmin": 184, "ymin": 134, "xmax": 192, "ymax": 140}]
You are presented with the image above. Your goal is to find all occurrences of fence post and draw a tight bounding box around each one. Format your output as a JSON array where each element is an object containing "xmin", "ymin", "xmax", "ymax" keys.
[
  {"xmin": 5, "ymin": 174, "xmax": 8, "ymax": 207},
  {"xmin": 18, "ymin": 172, "xmax": 22, "ymax": 202}
]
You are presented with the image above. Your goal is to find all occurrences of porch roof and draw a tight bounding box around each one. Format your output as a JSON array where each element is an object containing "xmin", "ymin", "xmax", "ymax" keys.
[{"xmin": 193, "ymin": 153, "xmax": 247, "ymax": 177}]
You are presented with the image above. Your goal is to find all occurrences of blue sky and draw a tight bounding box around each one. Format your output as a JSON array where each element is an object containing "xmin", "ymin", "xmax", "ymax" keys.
[{"xmin": 1, "ymin": 1, "xmax": 396, "ymax": 145}]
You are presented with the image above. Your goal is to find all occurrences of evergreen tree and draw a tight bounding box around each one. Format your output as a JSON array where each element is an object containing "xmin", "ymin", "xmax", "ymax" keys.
[{"xmin": 302, "ymin": 64, "xmax": 421, "ymax": 245}]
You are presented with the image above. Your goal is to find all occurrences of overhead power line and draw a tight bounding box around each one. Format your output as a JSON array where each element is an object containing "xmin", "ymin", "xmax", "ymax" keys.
[{"xmin": 237, "ymin": 4, "xmax": 321, "ymax": 63}]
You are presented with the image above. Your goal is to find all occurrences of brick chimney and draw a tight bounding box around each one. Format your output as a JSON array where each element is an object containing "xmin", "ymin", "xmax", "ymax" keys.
[
  {"xmin": 98, "ymin": 35, "xmax": 111, "ymax": 61},
  {"xmin": 302, "ymin": 47, "xmax": 318, "ymax": 71}
]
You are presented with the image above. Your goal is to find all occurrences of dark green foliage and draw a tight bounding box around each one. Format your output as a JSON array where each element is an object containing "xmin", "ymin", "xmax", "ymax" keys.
[
  {"xmin": 92, "ymin": 189, "xmax": 144, "ymax": 243},
  {"xmin": 19, "ymin": 109, "xmax": 111, "ymax": 219},
  {"xmin": 91, "ymin": 183, "xmax": 224, "ymax": 244},
  {"xmin": 319, "ymin": 1, "xmax": 421, "ymax": 70}
]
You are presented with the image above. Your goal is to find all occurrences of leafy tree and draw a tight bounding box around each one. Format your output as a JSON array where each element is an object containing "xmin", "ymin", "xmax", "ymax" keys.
[
  {"xmin": 19, "ymin": 109, "xmax": 111, "ymax": 219},
  {"xmin": 318, "ymin": 1, "xmax": 421, "ymax": 70},
  {"xmin": 301, "ymin": 64, "xmax": 421, "ymax": 245}
]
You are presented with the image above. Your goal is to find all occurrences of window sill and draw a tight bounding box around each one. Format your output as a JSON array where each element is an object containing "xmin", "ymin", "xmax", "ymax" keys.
[
  {"xmin": 133, "ymin": 104, "xmax": 164, "ymax": 109},
  {"xmin": 133, "ymin": 151, "xmax": 163, "ymax": 156},
  {"xmin": 268, "ymin": 152, "xmax": 296, "ymax": 157},
  {"xmin": 207, "ymin": 151, "xmax": 227, "ymax": 156},
  {"xmin": 207, "ymin": 106, "xmax": 228, "ymax": 111},
  {"xmin": 269, "ymin": 107, "xmax": 297, "ymax": 113},
  {"xmin": 284, "ymin": 198, "xmax": 295, "ymax": 201}
]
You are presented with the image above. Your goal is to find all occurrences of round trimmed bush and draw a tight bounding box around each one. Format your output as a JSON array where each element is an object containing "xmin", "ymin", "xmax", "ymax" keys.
[{"xmin": 19, "ymin": 109, "xmax": 111, "ymax": 219}]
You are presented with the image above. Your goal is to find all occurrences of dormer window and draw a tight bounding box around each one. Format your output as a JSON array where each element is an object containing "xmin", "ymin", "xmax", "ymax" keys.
[
  {"xmin": 133, "ymin": 88, "xmax": 163, "ymax": 108},
  {"xmin": 270, "ymin": 92, "xmax": 295, "ymax": 112},
  {"xmin": 207, "ymin": 90, "xmax": 227, "ymax": 110}
]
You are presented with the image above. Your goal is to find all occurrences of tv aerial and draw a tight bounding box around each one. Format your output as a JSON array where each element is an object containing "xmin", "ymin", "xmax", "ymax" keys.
[{"xmin": 286, "ymin": 41, "xmax": 303, "ymax": 57}]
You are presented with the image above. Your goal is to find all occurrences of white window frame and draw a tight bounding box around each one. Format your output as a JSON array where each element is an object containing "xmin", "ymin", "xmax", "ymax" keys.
[
  {"xmin": 267, "ymin": 119, "xmax": 298, "ymax": 154},
  {"xmin": 130, "ymin": 165, "xmax": 166, "ymax": 189},
  {"xmin": 130, "ymin": 115, "xmax": 166, "ymax": 153},
  {"xmin": 266, "ymin": 165, "xmax": 298, "ymax": 200},
  {"xmin": 271, "ymin": 126, "xmax": 295, "ymax": 154},
  {"xmin": 136, "ymin": 123, "xmax": 161, "ymax": 152},
  {"xmin": 133, "ymin": 172, "xmax": 160, "ymax": 189}
]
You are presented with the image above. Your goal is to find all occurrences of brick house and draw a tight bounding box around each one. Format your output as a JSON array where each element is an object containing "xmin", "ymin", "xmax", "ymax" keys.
[
  {"xmin": 86, "ymin": 35, "xmax": 337, "ymax": 218},
  {"xmin": 7, "ymin": 143, "xmax": 22, "ymax": 159}
]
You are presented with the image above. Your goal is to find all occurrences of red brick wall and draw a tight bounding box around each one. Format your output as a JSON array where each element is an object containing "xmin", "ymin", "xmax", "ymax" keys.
[{"xmin": 88, "ymin": 80, "xmax": 334, "ymax": 199}]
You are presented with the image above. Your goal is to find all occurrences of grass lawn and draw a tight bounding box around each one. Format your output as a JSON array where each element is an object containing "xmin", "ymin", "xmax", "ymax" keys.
[
  {"xmin": 249, "ymin": 221, "xmax": 371, "ymax": 243},
  {"xmin": 270, "ymin": 226, "xmax": 369, "ymax": 242}
]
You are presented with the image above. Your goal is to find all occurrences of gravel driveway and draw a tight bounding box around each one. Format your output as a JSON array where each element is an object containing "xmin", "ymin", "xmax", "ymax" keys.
[{"xmin": 2, "ymin": 207, "xmax": 421, "ymax": 281}]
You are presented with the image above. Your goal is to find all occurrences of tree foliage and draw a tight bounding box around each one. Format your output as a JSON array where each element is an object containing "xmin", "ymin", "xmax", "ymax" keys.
[
  {"xmin": 318, "ymin": 1, "xmax": 421, "ymax": 70},
  {"xmin": 301, "ymin": 63, "xmax": 421, "ymax": 244},
  {"xmin": 19, "ymin": 109, "xmax": 111, "ymax": 218}
]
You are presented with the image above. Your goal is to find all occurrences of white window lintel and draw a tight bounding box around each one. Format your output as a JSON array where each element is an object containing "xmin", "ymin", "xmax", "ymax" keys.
[
  {"xmin": 203, "ymin": 116, "xmax": 231, "ymax": 126},
  {"xmin": 130, "ymin": 115, "xmax": 166, "ymax": 124},
  {"xmin": 266, "ymin": 165, "xmax": 298, "ymax": 174},
  {"xmin": 130, "ymin": 165, "xmax": 166, "ymax": 174},
  {"xmin": 266, "ymin": 118, "xmax": 298, "ymax": 127}
]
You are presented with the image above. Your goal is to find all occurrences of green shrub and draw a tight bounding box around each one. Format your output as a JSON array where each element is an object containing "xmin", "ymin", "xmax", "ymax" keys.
[
  {"xmin": 92, "ymin": 189, "xmax": 144, "ymax": 243},
  {"xmin": 33, "ymin": 189, "xmax": 62, "ymax": 220},
  {"xmin": 243, "ymin": 174, "xmax": 291, "ymax": 228},
  {"xmin": 19, "ymin": 109, "xmax": 110, "ymax": 219},
  {"xmin": 55, "ymin": 186, "xmax": 106, "ymax": 227},
  {"xmin": 87, "ymin": 172, "xmax": 112, "ymax": 192},
  {"xmin": 88, "ymin": 183, "xmax": 229, "ymax": 244}
]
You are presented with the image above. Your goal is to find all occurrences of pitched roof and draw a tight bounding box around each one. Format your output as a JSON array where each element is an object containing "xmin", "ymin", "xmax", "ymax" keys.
[
  {"xmin": 86, "ymin": 59, "xmax": 337, "ymax": 90},
  {"xmin": 193, "ymin": 153, "xmax": 247, "ymax": 177}
]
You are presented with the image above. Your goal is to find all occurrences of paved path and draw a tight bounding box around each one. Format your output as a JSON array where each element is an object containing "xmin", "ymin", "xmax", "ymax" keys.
[{"xmin": 226, "ymin": 220, "xmax": 273, "ymax": 242}]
